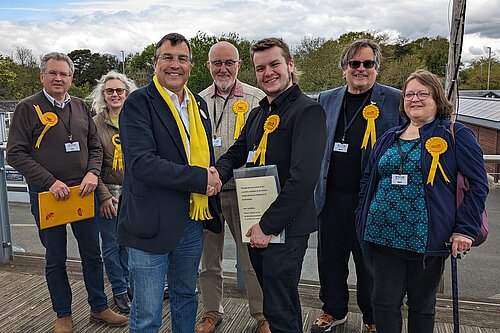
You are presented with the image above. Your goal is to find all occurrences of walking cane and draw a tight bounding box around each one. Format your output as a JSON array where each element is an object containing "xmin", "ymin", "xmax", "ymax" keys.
[
  {"xmin": 451, "ymin": 255, "xmax": 459, "ymax": 333},
  {"xmin": 447, "ymin": 242, "xmax": 466, "ymax": 333}
]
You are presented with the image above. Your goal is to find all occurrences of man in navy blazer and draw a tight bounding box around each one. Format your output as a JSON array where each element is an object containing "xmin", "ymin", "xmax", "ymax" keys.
[
  {"xmin": 117, "ymin": 33, "xmax": 222, "ymax": 333},
  {"xmin": 312, "ymin": 40, "xmax": 404, "ymax": 333}
]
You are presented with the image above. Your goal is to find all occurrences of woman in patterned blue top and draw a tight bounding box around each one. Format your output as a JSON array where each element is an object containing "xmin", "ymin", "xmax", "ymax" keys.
[{"xmin": 356, "ymin": 70, "xmax": 488, "ymax": 333}]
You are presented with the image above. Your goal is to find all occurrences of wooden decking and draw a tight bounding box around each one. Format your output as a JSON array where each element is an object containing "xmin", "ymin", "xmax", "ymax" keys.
[{"xmin": 1, "ymin": 253, "xmax": 499, "ymax": 332}]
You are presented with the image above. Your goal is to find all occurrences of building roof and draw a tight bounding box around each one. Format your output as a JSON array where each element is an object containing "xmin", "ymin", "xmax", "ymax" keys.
[
  {"xmin": 457, "ymin": 96, "xmax": 500, "ymax": 130},
  {"xmin": 459, "ymin": 90, "xmax": 500, "ymax": 98}
]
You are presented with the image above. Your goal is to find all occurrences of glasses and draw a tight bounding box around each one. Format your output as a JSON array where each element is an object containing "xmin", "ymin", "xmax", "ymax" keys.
[
  {"xmin": 404, "ymin": 91, "xmax": 431, "ymax": 101},
  {"xmin": 43, "ymin": 71, "xmax": 72, "ymax": 79},
  {"xmin": 210, "ymin": 60, "xmax": 239, "ymax": 68},
  {"xmin": 160, "ymin": 54, "xmax": 191, "ymax": 65},
  {"xmin": 348, "ymin": 60, "xmax": 376, "ymax": 69},
  {"xmin": 104, "ymin": 88, "xmax": 128, "ymax": 95}
]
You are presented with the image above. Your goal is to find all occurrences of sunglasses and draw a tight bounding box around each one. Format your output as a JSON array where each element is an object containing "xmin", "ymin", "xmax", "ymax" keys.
[
  {"xmin": 348, "ymin": 60, "xmax": 376, "ymax": 69},
  {"xmin": 104, "ymin": 88, "xmax": 128, "ymax": 95}
]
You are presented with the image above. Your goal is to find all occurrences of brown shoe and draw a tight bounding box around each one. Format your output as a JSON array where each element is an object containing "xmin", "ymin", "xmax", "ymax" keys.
[
  {"xmin": 257, "ymin": 318, "xmax": 271, "ymax": 333},
  {"xmin": 89, "ymin": 308, "xmax": 128, "ymax": 327},
  {"xmin": 54, "ymin": 316, "xmax": 73, "ymax": 333},
  {"xmin": 195, "ymin": 312, "xmax": 222, "ymax": 333}
]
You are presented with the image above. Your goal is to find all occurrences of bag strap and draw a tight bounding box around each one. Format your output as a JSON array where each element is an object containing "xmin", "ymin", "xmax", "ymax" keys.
[{"xmin": 450, "ymin": 121, "xmax": 456, "ymax": 144}]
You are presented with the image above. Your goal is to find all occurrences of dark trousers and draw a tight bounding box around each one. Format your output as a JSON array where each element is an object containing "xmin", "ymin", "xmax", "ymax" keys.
[
  {"xmin": 29, "ymin": 185, "xmax": 108, "ymax": 317},
  {"xmin": 249, "ymin": 235, "xmax": 309, "ymax": 333},
  {"xmin": 317, "ymin": 189, "xmax": 374, "ymax": 324},
  {"xmin": 366, "ymin": 243, "xmax": 445, "ymax": 333}
]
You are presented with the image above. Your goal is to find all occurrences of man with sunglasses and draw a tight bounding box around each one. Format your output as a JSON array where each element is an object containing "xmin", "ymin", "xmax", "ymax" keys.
[
  {"xmin": 196, "ymin": 41, "xmax": 269, "ymax": 333},
  {"xmin": 7, "ymin": 52, "xmax": 128, "ymax": 333},
  {"xmin": 312, "ymin": 39, "xmax": 404, "ymax": 333}
]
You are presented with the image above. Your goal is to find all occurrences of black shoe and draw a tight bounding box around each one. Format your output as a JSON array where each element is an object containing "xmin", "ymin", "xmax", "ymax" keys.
[{"xmin": 113, "ymin": 293, "xmax": 131, "ymax": 313}]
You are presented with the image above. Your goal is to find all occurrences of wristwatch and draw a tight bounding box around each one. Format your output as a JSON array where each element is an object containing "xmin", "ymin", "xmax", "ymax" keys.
[{"xmin": 88, "ymin": 168, "xmax": 101, "ymax": 177}]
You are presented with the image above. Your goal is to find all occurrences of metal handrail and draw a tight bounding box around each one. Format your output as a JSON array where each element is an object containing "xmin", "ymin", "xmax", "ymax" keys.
[{"xmin": 0, "ymin": 145, "xmax": 13, "ymax": 264}]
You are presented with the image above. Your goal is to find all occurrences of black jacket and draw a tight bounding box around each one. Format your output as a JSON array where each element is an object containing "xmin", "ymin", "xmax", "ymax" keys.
[
  {"xmin": 216, "ymin": 84, "xmax": 327, "ymax": 237},
  {"xmin": 117, "ymin": 82, "xmax": 222, "ymax": 254}
]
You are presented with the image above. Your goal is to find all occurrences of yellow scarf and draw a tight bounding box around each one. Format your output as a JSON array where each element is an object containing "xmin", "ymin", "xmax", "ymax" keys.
[{"xmin": 153, "ymin": 75, "xmax": 212, "ymax": 220}]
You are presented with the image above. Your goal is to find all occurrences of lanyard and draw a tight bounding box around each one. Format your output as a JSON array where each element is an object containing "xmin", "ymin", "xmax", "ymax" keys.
[
  {"xmin": 396, "ymin": 138, "xmax": 421, "ymax": 174},
  {"xmin": 212, "ymin": 84, "xmax": 236, "ymax": 134},
  {"xmin": 53, "ymin": 103, "xmax": 73, "ymax": 142},
  {"xmin": 341, "ymin": 92, "xmax": 371, "ymax": 143}
]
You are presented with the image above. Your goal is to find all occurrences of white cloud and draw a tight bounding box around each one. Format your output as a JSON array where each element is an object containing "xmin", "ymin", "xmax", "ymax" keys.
[{"xmin": 0, "ymin": 0, "xmax": 498, "ymax": 65}]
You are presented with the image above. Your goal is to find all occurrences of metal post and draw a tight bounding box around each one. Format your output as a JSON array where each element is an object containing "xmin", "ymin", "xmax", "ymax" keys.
[
  {"xmin": 0, "ymin": 145, "xmax": 13, "ymax": 264},
  {"xmin": 486, "ymin": 46, "xmax": 491, "ymax": 91},
  {"xmin": 121, "ymin": 50, "xmax": 125, "ymax": 75}
]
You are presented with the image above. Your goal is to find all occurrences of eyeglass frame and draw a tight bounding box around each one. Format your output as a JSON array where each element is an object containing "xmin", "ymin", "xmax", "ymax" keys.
[
  {"xmin": 403, "ymin": 91, "xmax": 431, "ymax": 101},
  {"xmin": 347, "ymin": 60, "xmax": 376, "ymax": 69},
  {"xmin": 104, "ymin": 88, "xmax": 128, "ymax": 95},
  {"xmin": 43, "ymin": 71, "xmax": 73, "ymax": 79},
  {"xmin": 209, "ymin": 59, "xmax": 240, "ymax": 68}
]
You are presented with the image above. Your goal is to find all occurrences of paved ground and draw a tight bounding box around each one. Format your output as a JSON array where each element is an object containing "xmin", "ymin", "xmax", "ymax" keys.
[{"xmin": 5, "ymin": 188, "xmax": 500, "ymax": 300}]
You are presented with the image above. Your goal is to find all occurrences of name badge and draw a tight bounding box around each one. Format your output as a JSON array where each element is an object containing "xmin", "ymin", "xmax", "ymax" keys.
[
  {"xmin": 65, "ymin": 141, "xmax": 80, "ymax": 152},
  {"xmin": 246, "ymin": 150, "xmax": 256, "ymax": 163},
  {"xmin": 391, "ymin": 174, "xmax": 408, "ymax": 185},
  {"xmin": 333, "ymin": 142, "xmax": 349, "ymax": 153},
  {"xmin": 212, "ymin": 137, "xmax": 222, "ymax": 147}
]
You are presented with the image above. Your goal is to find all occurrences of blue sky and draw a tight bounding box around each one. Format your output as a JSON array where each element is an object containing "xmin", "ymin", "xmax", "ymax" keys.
[
  {"xmin": 0, "ymin": 0, "xmax": 78, "ymax": 22},
  {"xmin": 0, "ymin": 0, "xmax": 498, "ymax": 64}
]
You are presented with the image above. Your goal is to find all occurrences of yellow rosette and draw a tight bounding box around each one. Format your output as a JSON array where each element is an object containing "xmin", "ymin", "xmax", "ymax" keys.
[
  {"xmin": 232, "ymin": 100, "xmax": 249, "ymax": 139},
  {"xmin": 111, "ymin": 133, "xmax": 123, "ymax": 170},
  {"xmin": 34, "ymin": 104, "xmax": 58, "ymax": 148},
  {"xmin": 425, "ymin": 137, "xmax": 450, "ymax": 185},
  {"xmin": 253, "ymin": 114, "xmax": 280, "ymax": 165},
  {"xmin": 361, "ymin": 103, "xmax": 380, "ymax": 149}
]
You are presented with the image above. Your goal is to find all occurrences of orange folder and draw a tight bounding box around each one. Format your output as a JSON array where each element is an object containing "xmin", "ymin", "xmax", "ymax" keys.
[{"xmin": 38, "ymin": 186, "xmax": 95, "ymax": 230}]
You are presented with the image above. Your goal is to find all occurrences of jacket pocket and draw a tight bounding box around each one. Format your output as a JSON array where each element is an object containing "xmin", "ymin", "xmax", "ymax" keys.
[{"xmin": 122, "ymin": 191, "xmax": 160, "ymax": 238}]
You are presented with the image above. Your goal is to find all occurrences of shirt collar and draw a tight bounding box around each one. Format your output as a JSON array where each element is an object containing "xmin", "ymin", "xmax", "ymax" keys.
[
  {"xmin": 162, "ymin": 86, "xmax": 190, "ymax": 108},
  {"xmin": 43, "ymin": 89, "xmax": 71, "ymax": 108},
  {"xmin": 259, "ymin": 83, "xmax": 297, "ymax": 110},
  {"xmin": 208, "ymin": 79, "xmax": 244, "ymax": 99}
]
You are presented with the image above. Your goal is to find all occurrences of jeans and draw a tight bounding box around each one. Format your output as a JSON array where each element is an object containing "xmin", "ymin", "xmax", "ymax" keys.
[
  {"xmin": 97, "ymin": 213, "xmax": 129, "ymax": 296},
  {"xmin": 29, "ymin": 185, "xmax": 108, "ymax": 317},
  {"xmin": 128, "ymin": 219, "xmax": 203, "ymax": 333},
  {"xmin": 366, "ymin": 243, "xmax": 445, "ymax": 333}
]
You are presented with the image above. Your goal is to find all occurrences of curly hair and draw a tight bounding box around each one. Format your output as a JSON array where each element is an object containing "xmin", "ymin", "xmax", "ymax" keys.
[{"xmin": 89, "ymin": 70, "xmax": 137, "ymax": 113}]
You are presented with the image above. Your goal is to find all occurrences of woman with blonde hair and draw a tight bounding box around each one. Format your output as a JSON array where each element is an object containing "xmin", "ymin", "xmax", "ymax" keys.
[{"xmin": 89, "ymin": 70, "xmax": 137, "ymax": 313}]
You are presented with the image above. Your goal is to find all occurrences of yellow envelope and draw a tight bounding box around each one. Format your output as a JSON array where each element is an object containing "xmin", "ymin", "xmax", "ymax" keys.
[{"xmin": 38, "ymin": 186, "xmax": 95, "ymax": 230}]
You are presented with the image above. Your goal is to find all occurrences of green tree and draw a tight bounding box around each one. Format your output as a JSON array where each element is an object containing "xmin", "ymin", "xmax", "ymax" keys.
[
  {"xmin": 459, "ymin": 56, "xmax": 500, "ymax": 90},
  {"xmin": 126, "ymin": 44, "xmax": 155, "ymax": 87},
  {"xmin": 0, "ymin": 56, "xmax": 17, "ymax": 99},
  {"xmin": 68, "ymin": 49, "xmax": 120, "ymax": 88},
  {"xmin": 379, "ymin": 54, "xmax": 426, "ymax": 89}
]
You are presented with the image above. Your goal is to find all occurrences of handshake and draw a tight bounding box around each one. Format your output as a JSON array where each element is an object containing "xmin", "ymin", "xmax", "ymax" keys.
[{"xmin": 206, "ymin": 166, "xmax": 222, "ymax": 196}]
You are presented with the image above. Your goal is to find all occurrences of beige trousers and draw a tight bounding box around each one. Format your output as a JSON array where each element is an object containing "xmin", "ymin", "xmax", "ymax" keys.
[{"xmin": 199, "ymin": 190, "xmax": 264, "ymax": 320}]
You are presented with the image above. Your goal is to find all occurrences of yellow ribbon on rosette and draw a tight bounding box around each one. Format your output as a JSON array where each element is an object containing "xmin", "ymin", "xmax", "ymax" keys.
[
  {"xmin": 233, "ymin": 100, "xmax": 249, "ymax": 139},
  {"xmin": 253, "ymin": 114, "xmax": 280, "ymax": 166},
  {"xmin": 425, "ymin": 137, "xmax": 450, "ymax": 185},
  {"xmin": 111, "ymin": 133, "xmax": 123, "ymax": 170},
  {"xmin": 33, "ymin": 104, "xmax": 58, "ymax": 148},
  {"xmin": 361, "ymin": 103, "xmax": 380, "ymax": 149}
]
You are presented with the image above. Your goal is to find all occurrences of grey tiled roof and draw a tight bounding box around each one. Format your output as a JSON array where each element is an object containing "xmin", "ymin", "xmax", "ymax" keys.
[{"xmin": 457, "ymin": 96, "xmax": 500, "ymax": 129}]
